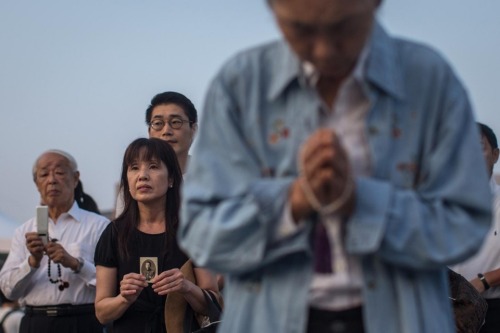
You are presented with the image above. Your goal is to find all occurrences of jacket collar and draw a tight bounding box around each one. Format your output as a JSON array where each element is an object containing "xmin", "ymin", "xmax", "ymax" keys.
[
  {"xmin": 65, "ymin": 201, "xmax": 83, "ymax": 223},
  {"xmin": 267, "ymin": 41, "xmax": 302, "ymax": 101},
  {"xmin": 365, "ymin": 22, "xmax": 405, "ymax": 100},
  {"xmin": 267, "ymin": 21, "xmax": 405, "ymax": 101}
]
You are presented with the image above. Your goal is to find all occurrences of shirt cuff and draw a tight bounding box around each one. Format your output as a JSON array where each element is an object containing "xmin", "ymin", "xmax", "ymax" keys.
[
  {"xmin": 24, "ymin": 257, "xmax": 37, "ymax": 274},
  {"xmin": 76, "ymin": 258, "xmax": 97, "ymax": 286},
  {"xmin": 274, "ymin": 201, "xmax": 302, "ymax": 240}
]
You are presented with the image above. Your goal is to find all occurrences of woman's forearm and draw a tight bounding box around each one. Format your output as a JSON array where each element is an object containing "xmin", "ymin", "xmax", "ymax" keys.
[{"xmin": 95, "ymin": 294, "xmax": 133, "ymax": 324}]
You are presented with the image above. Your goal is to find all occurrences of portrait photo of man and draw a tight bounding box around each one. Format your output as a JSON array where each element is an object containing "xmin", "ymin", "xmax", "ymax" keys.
[{"xmin": 140, "ymin": 257, "xmax": 157, "ymax": 283}]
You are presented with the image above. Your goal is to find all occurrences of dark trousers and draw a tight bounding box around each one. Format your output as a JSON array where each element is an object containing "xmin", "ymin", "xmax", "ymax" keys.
[
  {"xmin": 307, "ymin": 306, "xmax": 365, "ymax": 333},
  {"xmin": 480, "ymin": 298, "xmax": 500, "ymax": 333},
  {"xmin": 20, "ymin": 305, "xmax": 103, "ymax": 333}
]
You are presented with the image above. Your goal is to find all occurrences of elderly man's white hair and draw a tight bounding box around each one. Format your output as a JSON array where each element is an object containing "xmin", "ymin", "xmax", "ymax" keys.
[{"xmin": 32, "ymin": 149, "xmax": 79, "ymax": 181}]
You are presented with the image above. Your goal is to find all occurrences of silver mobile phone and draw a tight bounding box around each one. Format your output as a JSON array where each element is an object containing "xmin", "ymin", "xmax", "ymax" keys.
[{"xmin": 36, "ymin": 205, "xmax": 49, "ymax": 245}]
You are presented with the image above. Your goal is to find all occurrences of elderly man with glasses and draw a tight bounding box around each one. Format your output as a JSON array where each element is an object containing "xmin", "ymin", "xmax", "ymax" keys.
[{"xmin": 0, "ymin": 150, "xmax": 109, "ymax": 333}]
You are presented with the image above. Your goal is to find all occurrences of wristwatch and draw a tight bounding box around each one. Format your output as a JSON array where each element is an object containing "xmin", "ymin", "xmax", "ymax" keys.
[
  {"xmin": 73, "ymin": 257, "xmax": 85, "ymax": 274},
  {"xmin": 478, "ymin": 273, "xmax": 490, "ymax": 290}
]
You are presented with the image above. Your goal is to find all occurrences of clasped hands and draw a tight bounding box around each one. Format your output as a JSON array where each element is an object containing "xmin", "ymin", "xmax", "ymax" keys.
[
  {"xmin": 290, "ymin": 128, "xmax": 356, "ymax": 222},
  {"xmin": 25, "ymin": 232, "xmax": 80, "ymax": 271}
]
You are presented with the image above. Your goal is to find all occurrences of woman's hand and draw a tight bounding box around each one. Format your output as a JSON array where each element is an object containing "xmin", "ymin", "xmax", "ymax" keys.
[
  {"xmin": 151, "ymin": 268, "xmax": 190, "ymax": 295},
  {"xmin": 119, "ymin": 273, "xmax": 148, "ymax": 303}
]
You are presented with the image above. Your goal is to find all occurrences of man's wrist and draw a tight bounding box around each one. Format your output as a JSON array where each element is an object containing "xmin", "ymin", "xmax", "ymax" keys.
[
  {"xmin": 72, "ymin": 257, "xmax": 84, "ymax": 273},
  {"xmin": 290, "ymin": 178, "xmax": 314, "ymax": 223},
  {"xmin": 28, "ymin": 255, "xmax": 41, "ymax": 269}
]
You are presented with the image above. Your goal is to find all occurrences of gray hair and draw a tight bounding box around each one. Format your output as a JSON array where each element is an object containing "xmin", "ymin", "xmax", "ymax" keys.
[{"xmin": 32, "ymin": 149, "xmax": 79, "ymax": 182}]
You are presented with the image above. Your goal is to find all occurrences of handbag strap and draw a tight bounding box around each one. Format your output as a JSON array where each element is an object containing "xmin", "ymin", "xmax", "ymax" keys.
[
  {"xmin": 183, "ymin": 290, "xmax": 222, "ymax": 333},
  {"xmin": 202, "ymin": 290, "xmax": 222, "ymax": 322}
]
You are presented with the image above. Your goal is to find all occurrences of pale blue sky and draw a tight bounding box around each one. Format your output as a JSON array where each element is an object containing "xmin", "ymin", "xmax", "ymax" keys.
[{"xmin": 1, "ymin": 1, "xmax": 499, "ymax": 224}]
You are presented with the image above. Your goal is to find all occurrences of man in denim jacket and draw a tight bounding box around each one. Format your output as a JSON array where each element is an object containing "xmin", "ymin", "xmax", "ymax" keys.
[{"xmin": 179, "ymin": 0, "xmax": 492, "ymax": 332}]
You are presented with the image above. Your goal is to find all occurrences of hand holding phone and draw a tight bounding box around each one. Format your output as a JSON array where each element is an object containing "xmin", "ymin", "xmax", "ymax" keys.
[{"xmin": 36, "ymin": 205, "xmax": 49, "ymax": 245}]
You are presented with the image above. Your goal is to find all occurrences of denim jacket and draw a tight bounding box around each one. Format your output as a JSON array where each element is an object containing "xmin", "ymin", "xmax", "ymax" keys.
[{"xmin": 179, "ymin": 23, "xmax": 492, "ymax": 333}]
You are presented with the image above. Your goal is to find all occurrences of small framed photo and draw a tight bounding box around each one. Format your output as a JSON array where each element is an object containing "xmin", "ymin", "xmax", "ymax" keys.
[{"xmin": 140, "ymin": 257, "xmax": 158, "ymax": 283}]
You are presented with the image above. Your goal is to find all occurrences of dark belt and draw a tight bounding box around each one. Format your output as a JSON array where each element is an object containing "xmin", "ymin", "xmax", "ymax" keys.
[
  {"xmin": 307, "ymin": 306, "xmax": 365, "ymax": 333},
  {"xmin": 25, "ymin": 303, "xmax": 95, "ymax": 317}
]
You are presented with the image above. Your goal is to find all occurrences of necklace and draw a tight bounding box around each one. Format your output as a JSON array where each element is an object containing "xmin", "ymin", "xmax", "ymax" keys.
[{"xmin": 46, "ymin": 238, "xmax": 70, "ymax": 291}]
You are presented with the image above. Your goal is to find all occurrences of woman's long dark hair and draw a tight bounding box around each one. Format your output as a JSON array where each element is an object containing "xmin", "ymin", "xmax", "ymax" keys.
[{"xmin": 115, "ymin": 137, "xmax": 183, "ymax": 260}]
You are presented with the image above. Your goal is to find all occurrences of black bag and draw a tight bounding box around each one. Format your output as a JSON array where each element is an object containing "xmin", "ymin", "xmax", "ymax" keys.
[
  {"xmin": 184, "ymin": 290, "xmax": 222, "ymax": 333},
  {"xmin": 449, "ymin": 269, "xmax": 488, "ymax": 333}
]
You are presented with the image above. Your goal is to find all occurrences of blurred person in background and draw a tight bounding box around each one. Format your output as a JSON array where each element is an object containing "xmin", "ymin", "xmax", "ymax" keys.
[
  {"xmin": 452, "ymin": 122, "xmax": 500, "ymax": 333},
  {"xmin": 0, "ymin": 290, "xmax": 24, "ymax": 333},
  {"xmin": 179, "ymin": 0, "xmax": 492, "ymax": 332}
]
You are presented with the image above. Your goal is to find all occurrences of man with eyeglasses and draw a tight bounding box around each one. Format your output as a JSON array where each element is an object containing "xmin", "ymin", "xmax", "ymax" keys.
[
  {"xmin": 146, "ymin": 91, "xmax": 198, "ymax": 174},
  {"xmin": 115, "ymin": 91, "xmax": 198, "ymax": 217}
]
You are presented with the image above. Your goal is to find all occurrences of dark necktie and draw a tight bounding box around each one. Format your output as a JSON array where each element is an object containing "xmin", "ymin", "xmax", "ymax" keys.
[{"xmin": 313, "ymin": 222, "xmax": 333, "ymax": 273}]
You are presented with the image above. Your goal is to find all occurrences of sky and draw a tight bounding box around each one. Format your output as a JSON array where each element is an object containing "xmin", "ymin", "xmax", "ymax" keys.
[{"xmin": 1, "ymin": 1, "xmax": 499, "ymax": 225}]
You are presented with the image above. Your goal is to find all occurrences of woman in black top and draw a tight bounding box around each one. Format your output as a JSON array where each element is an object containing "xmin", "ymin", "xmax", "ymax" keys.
[{"xmin": 94, "ymin": 138, "xmax": 218, "ymax": 333}]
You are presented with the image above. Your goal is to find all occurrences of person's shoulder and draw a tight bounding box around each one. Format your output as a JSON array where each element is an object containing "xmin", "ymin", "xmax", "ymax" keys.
[
  {"xmin": 13, "ymin": 217, "xmax": 36, "ymax": 235},
  {"xmin": 78, "ymin": 208, "xmax": 110, "ymax": 224},
  {"xmin": 372, "ymin": 23, "xmax": 451, "ymax": 72},
  {"xmin": 390, "ymin": 35, "xmax": 454, "ymax": 77},
  {"xmin": 374, "ymin": 28, "xmax": 464, "ymax": 96},
  {"xmin": 208, "ymin": 39, "xmax": 295, "ymax": 104},
  {"xmin": 107, "ymin": 218, "xmax": 130, "ymax": 236},
  {"xmin": 216, "ymin": 39, "xmax": 288, "ymax": 79},
  {"xmin": 76, "ymin": 209, "xmax": 110, "ymax": 235},
  {"xmin": 95, "ymin": 220, "xmax": 118, "ymax": 249},
  {"xmin": 398, "ymin": 38, "xmax": 448, "ymax": 62},
  {"xmin": 99, "ymin": 221, "xmax": 117, "ymax": 238}
]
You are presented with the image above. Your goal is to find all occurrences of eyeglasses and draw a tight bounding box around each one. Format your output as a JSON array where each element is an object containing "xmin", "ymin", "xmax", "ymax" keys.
[{"xmin": 149, "ymin": 118, "xmax": 193, "ymax": 131}]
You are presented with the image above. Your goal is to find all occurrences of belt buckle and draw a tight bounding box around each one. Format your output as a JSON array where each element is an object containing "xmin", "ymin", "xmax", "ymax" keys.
[{"xmin": 46, "ymin": 307, "xmax": 59, "ymax": 317}]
